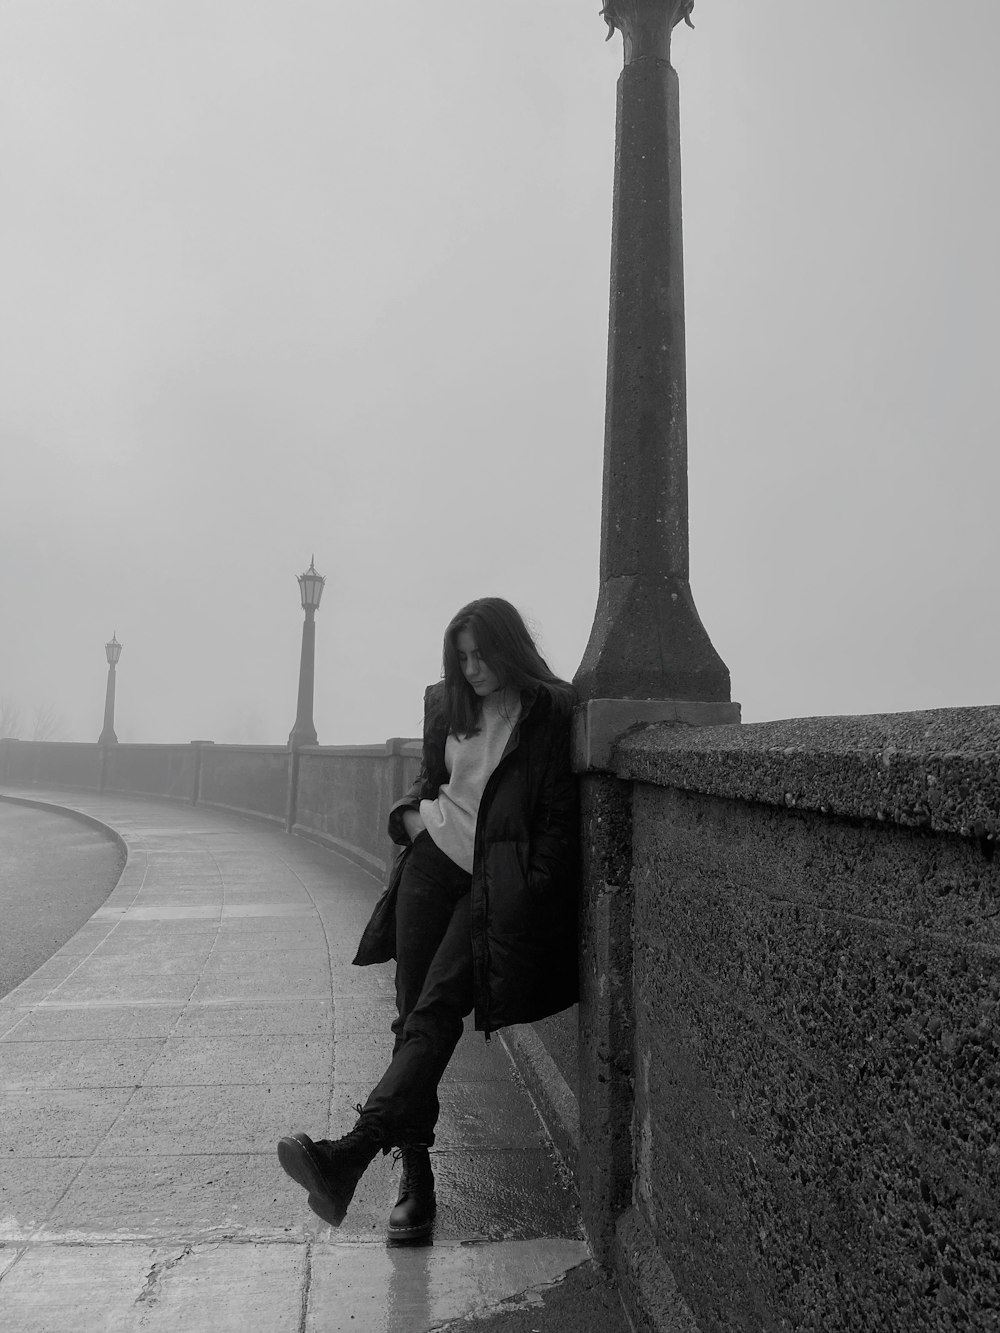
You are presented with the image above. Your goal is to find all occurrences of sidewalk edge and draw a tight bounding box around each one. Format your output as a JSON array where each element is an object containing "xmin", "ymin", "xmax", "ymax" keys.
[
  {"xmin": 498, "ymin": 1023, "xmax": 579, "ymax": 1178},
  {"xmin": 0, "ymin": 791, "xmax": 127, "ymax": 861}
]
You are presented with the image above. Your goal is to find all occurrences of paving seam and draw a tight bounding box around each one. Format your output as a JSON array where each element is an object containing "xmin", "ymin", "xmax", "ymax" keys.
[
  {"xmin": 269, "ymin": 847, "xmax": 341, "ymax": 1129},
  {"xmin": 297, "ymin": 1240, "xmax": 313, "ymax": 1333}
]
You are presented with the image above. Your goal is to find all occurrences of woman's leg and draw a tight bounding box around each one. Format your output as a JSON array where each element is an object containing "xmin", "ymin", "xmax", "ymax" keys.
[
  {"xmin": 390, "ymin": 833, "xmax": 471, "ymax": 1056},
  {"xmin": 277, "ymin": 835, "xmax": 471, "ymax": 1229},
  {"xmin": 360, "ymin": 890, "xmax": 474, "ymax": 1146}
]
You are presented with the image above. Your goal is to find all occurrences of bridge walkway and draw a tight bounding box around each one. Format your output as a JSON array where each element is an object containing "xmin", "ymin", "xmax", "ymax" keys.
[{"xmin": 0, "ymin": 789, "xmax": 627, "ymax": 1332}]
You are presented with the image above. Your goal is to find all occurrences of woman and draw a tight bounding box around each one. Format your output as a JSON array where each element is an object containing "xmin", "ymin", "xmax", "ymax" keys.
[{"xmin": 277, "ymin": 597, "xmax": 579, "ymax": 1240}]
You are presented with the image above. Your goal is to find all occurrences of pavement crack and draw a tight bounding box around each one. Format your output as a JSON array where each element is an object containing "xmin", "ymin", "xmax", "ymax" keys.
[
  {"xmin": 297, "ymin": 1241, "xmax": 313, "ymax": 1333},
  {"xmin": 134, "ymin": 1243, "xmax": 195, "ymax": 1308}
]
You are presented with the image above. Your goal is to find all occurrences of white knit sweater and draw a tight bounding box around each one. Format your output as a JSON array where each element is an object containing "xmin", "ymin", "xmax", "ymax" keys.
[{"xmin": 419, "ymin": 689, "xmax": 521, "ymax": 873}]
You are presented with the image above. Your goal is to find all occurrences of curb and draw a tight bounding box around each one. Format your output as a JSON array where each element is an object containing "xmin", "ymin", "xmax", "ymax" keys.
[
  {"xmin": 498, "ymin": 1023, "xmax": 580, "ymax": 1178},
  {"xmin": 0, "ymin": 791, "xmax": 128, "ymax": 863}
]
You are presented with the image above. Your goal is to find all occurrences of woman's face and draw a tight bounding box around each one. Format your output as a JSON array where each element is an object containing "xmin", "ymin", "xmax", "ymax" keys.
[{"xmin": 455, "ymin": 628, "xmax": 502, "ymax": 697}]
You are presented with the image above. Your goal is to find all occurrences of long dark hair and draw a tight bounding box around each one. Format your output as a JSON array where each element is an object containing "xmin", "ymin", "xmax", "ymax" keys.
[{"xmin": 441, "ymin": 597, "xmax": 575, "ymax": 737}]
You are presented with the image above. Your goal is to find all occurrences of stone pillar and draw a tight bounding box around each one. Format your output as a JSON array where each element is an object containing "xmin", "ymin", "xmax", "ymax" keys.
[
  {"xmin": 190, "ymin": 740, "xmax": 213, "ymax": 805},
  {"xmin": 575, "ymin": 0, "xmax": 739, "ymax": 750},
  {"xmin": 284, "ymin": 746, "xmax": 301, "ymax": 834},
  {"xmin": 577, "ymin": 774, "xmax": 636, "ymax": 1261}
]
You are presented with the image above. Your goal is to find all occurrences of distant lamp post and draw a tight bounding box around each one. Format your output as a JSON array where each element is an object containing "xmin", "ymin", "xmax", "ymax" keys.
[
  {"xmin": 98, "ymin": 633, "xmax": 122, "ymax": 746},
  {"xmin": 288, "ymin": 557, "xmax": 325, "ymax": 749}
]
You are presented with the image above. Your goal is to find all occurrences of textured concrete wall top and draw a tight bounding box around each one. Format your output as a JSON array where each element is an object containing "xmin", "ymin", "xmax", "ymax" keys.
[{"xmin": 614, "ymin": 706, "xmax": 1000, "ymax": 842}]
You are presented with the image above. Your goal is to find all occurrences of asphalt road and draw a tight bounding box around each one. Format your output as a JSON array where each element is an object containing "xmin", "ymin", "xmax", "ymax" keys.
[{"xmin": 0, "ymin": 797, "xmax": 125, "ymax": 999}]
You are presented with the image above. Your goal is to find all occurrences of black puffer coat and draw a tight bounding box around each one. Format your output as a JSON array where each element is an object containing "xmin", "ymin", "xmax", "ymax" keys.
[{"xmin": 354, "ymin": 681, "xmax": 580, "ymax": 1035}]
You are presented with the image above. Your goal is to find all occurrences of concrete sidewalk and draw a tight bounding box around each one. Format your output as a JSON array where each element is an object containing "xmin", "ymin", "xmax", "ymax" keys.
[{"xmin": 0, "ymin": 789, "xmax": 616, "ymax": 1332}]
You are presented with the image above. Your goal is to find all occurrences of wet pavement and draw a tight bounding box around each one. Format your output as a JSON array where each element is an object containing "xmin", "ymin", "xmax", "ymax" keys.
[{"xmin": 0, "ymin": 789, "xmax": 631, "ymax": 1332}]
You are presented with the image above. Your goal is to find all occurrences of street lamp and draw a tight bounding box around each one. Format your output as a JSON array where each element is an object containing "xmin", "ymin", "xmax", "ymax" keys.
[
  {"xmin": 575, "ymin": 0, "xmax": 734, "ymax": 706},
  {"xmin": 98, "ymin": 633, "xmax": 122, "ymax": 745},
  {"xmin": 288, "ymin": 557, "xmax": 325, "ymax": 749}
]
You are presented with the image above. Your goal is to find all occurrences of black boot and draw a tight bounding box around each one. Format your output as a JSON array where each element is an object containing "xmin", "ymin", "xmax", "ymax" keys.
[
  {"xmin": 277, "ymin": 1119, "xmax": 383, "ymax": 1226},
  {"xmin": 387, "ymin": 1144, "xmax": 436, "ymax": 1241}
]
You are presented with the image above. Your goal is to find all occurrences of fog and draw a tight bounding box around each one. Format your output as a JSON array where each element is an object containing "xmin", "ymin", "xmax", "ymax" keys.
[{"xmin": 2, "ymin": 0, "xmax": 997, "ymax": 746}]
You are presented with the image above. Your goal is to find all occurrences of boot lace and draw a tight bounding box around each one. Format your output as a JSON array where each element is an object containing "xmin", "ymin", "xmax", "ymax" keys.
[
  {"xmin": 392, "ymin": 1144, "xmax": 433, "ymax": 1193},
  {"xmin": 327, "ymin": 1103, "xmax": 384, "ymax": 1154}
]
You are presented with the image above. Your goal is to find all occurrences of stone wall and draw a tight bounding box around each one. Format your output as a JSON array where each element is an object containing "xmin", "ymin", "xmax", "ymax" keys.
[
  {"xmin": 3, "ymin": 741, "xmax": 103, "ymax": 790},
  {"xmin": 0, "ymin": 737, "xmax": 418, "ymax": 875},
  {"xmin": 103, "ymin": 742, "xmax": 200, "ymax": 803},
  {"xmin": 590, "ymin": 707, "xmax": 1000, "ymax": 1333},
  {"xmin": 197, "ymin": 744, "xmax": 290, "ymax": 825},
  {"xmin": 295, "ymin": 742, "xmax": 420, "ymax": 874}
]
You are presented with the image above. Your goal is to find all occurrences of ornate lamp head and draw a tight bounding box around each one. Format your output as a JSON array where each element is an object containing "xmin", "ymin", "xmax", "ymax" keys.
[
  {"xmin": 297, "ymin": 557, "xmax": 326, "ymax": 612},
  {"xmin": 601, "ymin": 1, "xmax": 695, "ymax": 64},
  {"xmin": 105, "ymin": 633, "xmax": 122, "ymax": 666}
]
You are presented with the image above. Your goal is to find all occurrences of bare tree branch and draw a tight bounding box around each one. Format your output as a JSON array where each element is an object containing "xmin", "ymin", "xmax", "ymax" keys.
[
  {"xmin": 0, "ymin": 697, "xmax": 22, "ymax": 739},
  {"xmin": 29, "ymin": 702, "xmax": 67, "ymax": 742}
]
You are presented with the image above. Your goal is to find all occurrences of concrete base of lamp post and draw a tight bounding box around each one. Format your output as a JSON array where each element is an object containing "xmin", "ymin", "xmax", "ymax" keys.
[
  {"xmin": 287, "ymin": 727, "xmax": 318, "ymax": 750},
  {"xmin": 573, "ymin": 697, "xmax": 741, "ymax": 773},
  {"xmin": 574, "ymin": 576, "xmax": 734, "ymax": 706}
]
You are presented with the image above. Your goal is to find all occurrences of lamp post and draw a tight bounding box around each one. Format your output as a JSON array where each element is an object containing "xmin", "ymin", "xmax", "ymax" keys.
[
  {"xmin": 575, "ymin": 0, "xmax": 734, "ymax": 707},
  {"xmin": 98, "ymin": 633, "xmax": 122, "ymax": 746},
  {"xmin": 571, "ymin": 1, "xmax": 740, "ymax": 771},
  {"xmin": 288, "ymin": 557, "xmax": 325, "ymax": 749}
]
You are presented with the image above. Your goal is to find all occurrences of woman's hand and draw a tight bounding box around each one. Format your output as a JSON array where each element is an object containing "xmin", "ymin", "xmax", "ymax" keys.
[{"xmin": 402, "ymin": 808, "xmax": 427, "ymax": 844}]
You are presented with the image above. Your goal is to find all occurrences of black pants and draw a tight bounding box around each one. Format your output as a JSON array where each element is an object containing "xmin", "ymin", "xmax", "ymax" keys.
[{"xmin": 359, "ymin": 831, "xmax": 474, "ymax": 1146}]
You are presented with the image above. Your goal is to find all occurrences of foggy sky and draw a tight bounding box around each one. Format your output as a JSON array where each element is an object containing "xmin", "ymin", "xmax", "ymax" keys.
[{"xmin": 2, "ymin": 0, "xmax": 997, "ymax": 747}]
